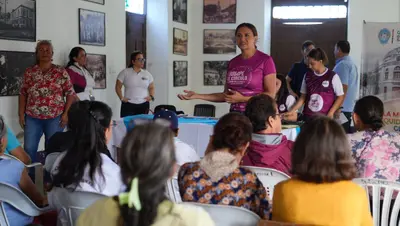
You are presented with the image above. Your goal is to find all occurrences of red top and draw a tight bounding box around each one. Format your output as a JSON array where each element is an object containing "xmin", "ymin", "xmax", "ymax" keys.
[{"xmin": 20, "ymin": 65, "xmax": 75, "ymax": 119}]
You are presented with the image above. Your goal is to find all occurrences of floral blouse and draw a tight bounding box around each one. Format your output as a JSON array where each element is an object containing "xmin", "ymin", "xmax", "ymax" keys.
[
  {"xmin": 178, "ymin": 151, "xmax": 271, "ymax": 219},
  {"xmin": 20, "ymin": 65, "xmax": 75, "ymax": 119},
  {"xmin": 350, "ymin": 129, "xmax": 400, "ymax": 181}
]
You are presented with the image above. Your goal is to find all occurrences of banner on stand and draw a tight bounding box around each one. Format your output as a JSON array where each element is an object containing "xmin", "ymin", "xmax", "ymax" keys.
[{"xmin": 361, "ymin": 22, "xmax": 400, "ymax": 132}]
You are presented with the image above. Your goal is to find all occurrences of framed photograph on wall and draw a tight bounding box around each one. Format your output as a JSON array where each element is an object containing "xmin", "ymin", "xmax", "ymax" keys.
[
  {"xmin": 204, "ymin": 61, "xmax": 228, "ymax": 86},
  {"xmin": 0, "ymin": 0, "xmax": 36, "ymax": 41},
  {"xmin": 203, "ymin": 29, "xmax": 236, "ymax": 54},
  {"xmin": 79, "ymin": 9, "xmax": 106, "ymax": 46},
  {"xmin": 173, "ymin": 61, "xmax": 188, "ymax": 87},
  {"xmin": 173, "ymin": 0, "xmax": 187, "ymax": 24},
  {"xmin": 83, "ymin": 0, "xmax": 105, "ymax": 5},
  {"xmin": 0, "ymin": 51, "xmax": 35, "ymax": 96},
  {"xmin": 86, "ymin": 54, "xmax": 107, "ymax": 89},
  {"xmin": 173, "ymin": 28, "xmax": 188, "ymax": 56},
  {"xmin": 203, "ymin": 0, "xmax": 236, "ymax": 24}
]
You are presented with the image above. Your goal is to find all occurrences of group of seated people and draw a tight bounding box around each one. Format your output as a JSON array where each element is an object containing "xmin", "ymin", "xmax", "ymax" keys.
[{"xmin": 0, "ymin": 92, "xmax": 399, "ymax": 226}]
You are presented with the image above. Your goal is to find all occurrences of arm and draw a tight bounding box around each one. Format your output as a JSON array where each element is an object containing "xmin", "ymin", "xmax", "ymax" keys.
[
  {"xmin": 288, "ymin": 94, "xmax": 306, "ymax": 113},
  {"xmin": 328, "ymin": 95, "xmax": 345, "ymax": 118},
  {"xmin": 115, "ymin": 80, "xmax": 124, "ymax": 100},
  {"xmin": 327, "ymin": 74, "xmax": 346, "ymax": 118},
  {"xmin": 286, "ymin": 75, "xmax": 298, "ymax": 98},
  {"xmin": 333, "ymin": 64, "xmax": 349, "ymax": 98},
  {"xmin": 19, "ymin": 168, "xmax": 46, "ymax": 206},
  {"xmin": 18, "ymin": 95, "xmax": 26, "ymax": 118},
  {"xmin": 9, "ymin": 148, "xmax": 31, "ymax": 165},
  {"xmin": 148, "ymin": 82, "xmax": 155, "ymax": 97}
]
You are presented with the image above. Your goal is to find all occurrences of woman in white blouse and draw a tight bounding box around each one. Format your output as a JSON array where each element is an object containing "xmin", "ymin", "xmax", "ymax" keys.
[{"xmin": 66, "ymin": 47, "xmax": 95, "ymax": 101}]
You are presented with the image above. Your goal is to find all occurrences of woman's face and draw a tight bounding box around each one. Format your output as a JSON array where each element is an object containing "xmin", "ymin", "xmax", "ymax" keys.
[
  {"xmin": 276, "ymin": 79, "xmax": 282, "ymax": 94},
  {"xmin": 74, "ymin": 50, "xmax": 87, "ymax": 67},
  {"xmin": 236, "ymin": 26, "xmax": 257, "ymax": 51},
  {"xmin": 132, "ymin": 54, "xmax": 145, "ymax": 69},
  {"xmin": 105, "ymin": 122, "xmax": 113, "ymax": 145},
  {"xmin": 37, "ymin": 44, "xmax": 53, "ymax": 63},
  {"xmin": 308, "ymin": 57, "xmax": 323, "ymax": 72}
]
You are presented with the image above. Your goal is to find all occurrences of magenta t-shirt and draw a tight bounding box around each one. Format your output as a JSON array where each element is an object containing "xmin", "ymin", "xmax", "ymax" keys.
[{"xmin": 226, "ymin": 50, "xmax": 276, "ymax": 112}]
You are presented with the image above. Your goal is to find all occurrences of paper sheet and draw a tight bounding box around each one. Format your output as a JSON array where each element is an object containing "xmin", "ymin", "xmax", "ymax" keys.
[{"xmin": 336, "ymin": 112, "xmax": 349, "ymax": 125}]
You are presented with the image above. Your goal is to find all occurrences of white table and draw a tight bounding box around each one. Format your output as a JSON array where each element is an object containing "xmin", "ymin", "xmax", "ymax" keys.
[{"xmin": 108, "ymin": 120, "xmax": 299, "ymax": 161}]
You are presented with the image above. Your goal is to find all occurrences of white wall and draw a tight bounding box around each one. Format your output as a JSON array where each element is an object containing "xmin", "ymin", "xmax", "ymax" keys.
[{"xmin": 0, "ymin": 0, "xmax": 125, "ymax": 145}]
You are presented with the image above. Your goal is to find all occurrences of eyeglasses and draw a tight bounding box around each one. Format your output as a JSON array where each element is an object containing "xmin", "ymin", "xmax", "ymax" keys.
[{"xmin": 136, "ymin": 58, "xmax": 146, "ymax": 63}]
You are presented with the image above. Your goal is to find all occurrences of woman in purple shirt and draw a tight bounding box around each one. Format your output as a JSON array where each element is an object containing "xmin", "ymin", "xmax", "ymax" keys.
[{"xmin": 178, "ymin": 23, "xmax": 277, "ymax": 113}]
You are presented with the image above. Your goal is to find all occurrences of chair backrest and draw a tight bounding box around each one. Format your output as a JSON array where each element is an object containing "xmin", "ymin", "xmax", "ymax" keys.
[
  {"xmin": 166, "ymin": 176, "xmax": 182, "ymax": 203},
  {"xmin": 194, "ymin": 104, "xmax": 216, "ymax": 117},
  {"xmin": 187, "ymin": 202, "xmax": 260, "ymax": 226},
  {"xmin": 44, "ymin": 152, "xmax": 61, "ymax": 172},
  {"xmin": 51, "ymin": 188, "xmax": 106, "ymax": 226},
  {"xmin": 0, "ymin": 182, "xmax": 49, "ymax": 226},
  {"xmin": 353, "ymin": 178, "xmax": 400, "ymax": 226},
  {"xmin": 242, "ymin": 166, "xmax": 290, "ymax": 200},
  {"xmin": 154, "ymin": 105, "xmax": 177, "ymax": 114}
]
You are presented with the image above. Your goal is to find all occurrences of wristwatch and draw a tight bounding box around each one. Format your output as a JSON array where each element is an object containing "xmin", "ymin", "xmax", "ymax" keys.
[{"xmin": 150, "ymin": 95, "xmax": 155, "ymax": 101}]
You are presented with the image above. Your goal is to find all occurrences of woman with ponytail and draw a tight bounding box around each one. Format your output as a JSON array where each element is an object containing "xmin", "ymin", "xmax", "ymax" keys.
[
  {"xmin": 350, "ymin": 96, "xmax": 400, "ymax": 182},
  {"xmin": 77, "ymin": 122, "xmax": 214, "ymax": 226}
]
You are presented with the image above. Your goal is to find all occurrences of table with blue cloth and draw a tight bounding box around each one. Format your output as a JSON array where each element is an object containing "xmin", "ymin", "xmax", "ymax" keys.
[{"xmin": 108, "ymin": 114, "xmax": 300, "ymax": 161}]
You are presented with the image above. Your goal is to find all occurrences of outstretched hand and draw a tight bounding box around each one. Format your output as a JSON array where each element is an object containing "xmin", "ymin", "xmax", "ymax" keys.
[{"xmin": 178, "ymin": 90, "xmax": 197, "ymax": 100}]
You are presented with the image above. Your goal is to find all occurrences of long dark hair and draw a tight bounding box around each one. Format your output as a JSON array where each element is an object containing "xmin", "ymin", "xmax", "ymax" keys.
[
  {"xmin": 276, "ymin": 73, "xmax": 290, "ymax": 106},
  {"xmin": 67, "ymin": 47, "xmax": 85, "ymax": 68},
  {"xmin": 52, "ymin": 101, "xmax": 113, "ymax": 190},
  {"xmin": 353, "ymin": 95, "xmax": 384, "ymax": 131},
  {"xmin": 128, "ymin": 51, "xmax": 143, "ymax": 68},
  {"xmin": 118, "ymin": 122, "xmax": 175, "ymax": 226}
]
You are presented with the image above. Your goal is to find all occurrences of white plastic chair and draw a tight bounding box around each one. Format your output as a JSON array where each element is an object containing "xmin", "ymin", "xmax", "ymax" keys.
[
  {"xmin": 353, "ymin": 178, "xmax": 400, "ymax": 226},
  {"xmin": 1, "ymin": 154, "xmax": 44, "ymax": 196},
  {"xmin": 49, "ymin": 187, "xmax": 106, "ymax": 226},
  {"xmin": 187, "ymin": 202, "xmax": 260, "ymax": 226},
  {"xmin": 0, "ymin": 182, "xmax": 52, "ymax": 226},
  {"xmin": 166, "ymin": 176, "xmax": 182, "ymax": 203},
  {"xmin": 44, "ymin": 152, "xmax": 61, "ymax": 172},
  {"xmin": 242, "ymin": 166, "xmax": 290, "ymax": 200}
]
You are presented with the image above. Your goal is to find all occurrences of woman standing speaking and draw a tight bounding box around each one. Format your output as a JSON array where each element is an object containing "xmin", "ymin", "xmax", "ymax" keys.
[
  {"xmin": 115, "ymin": 51, "xmax": 155, "ymax": 117},
  {"xmin": 178, "ymin": 23, "xmax": 277, "ymax": 113}
]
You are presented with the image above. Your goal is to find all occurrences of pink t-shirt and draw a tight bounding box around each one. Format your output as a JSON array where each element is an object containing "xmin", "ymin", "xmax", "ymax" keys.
[{"xmin": 226, "ymin": 50, "xmax": 276, "ymax": 112}]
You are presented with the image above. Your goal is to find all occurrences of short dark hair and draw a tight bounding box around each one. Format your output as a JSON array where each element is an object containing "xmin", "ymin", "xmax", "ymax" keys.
[
  {"xmin": 235, "ymin": 23, "xmax": 258, "ymax": 36},
  {"xmin": 336, "ymin": 40, "xmax": 351, "ymax": 54},
  {"xmin": 302, "ymin": 40, "xmax": 315, "ymax": 51},
  {"xmin": 292, "ymin": 116, "xmax": 357, "ymax": 183},
  {"xmin": 354, "ymin": 96, "xmax": 384, "ymax": 131},
  {"xmin": 212, "ymin": 112, "xmax": 253, "ymax": 155},
  {"xmin": 308, "ymin": 48, "xmax": 329, "ymax": 65},
  {"xmin": 245, "ymin": 94, "xmax": 278, "ymax": 133},
  {"xmin": 129, "ymin": 51, "xmax": 143, "ymax": 67}
]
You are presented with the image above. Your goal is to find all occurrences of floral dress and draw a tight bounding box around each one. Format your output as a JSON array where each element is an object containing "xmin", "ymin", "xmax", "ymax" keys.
[{"xmin": 349, "ymin": 129, "xmax": 400, "ymax": 181}]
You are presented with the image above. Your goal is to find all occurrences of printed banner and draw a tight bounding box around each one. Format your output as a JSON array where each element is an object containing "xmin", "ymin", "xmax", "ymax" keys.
[{"xmin": 361, "ymin": 22, "xmax": 400, "ymax": 132}]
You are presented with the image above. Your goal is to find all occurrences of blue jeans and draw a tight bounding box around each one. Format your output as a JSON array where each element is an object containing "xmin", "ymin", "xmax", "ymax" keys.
[{"xmin": 24, "ymin": 115, "xmax": 64, "ymax": 163}]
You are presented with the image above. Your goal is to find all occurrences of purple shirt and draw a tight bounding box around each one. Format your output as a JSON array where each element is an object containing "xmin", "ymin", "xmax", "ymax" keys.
[{"xmin": 226, "ymin": 50, "xmax": 276, "ymax": 112}]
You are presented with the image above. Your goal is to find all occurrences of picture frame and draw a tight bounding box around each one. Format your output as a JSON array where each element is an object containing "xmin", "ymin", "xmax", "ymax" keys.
[
  {"xmin": 173, "ymin": 61, "xmax": 188, "ymax": 87},
  {"xmin": 173, "ymin": 28, "xmax": 188, "ymax": 56},
  {"xmin": 203, "ymin": 61, "xmax": 228, "ymax": 86},
  {"xmin": 0, "ymin": 0, "xmax": 36, "ymax": 42},
  {"xmin": 83, "ymin": 0, "xmax": 105, "ymax": 5},
  {"xmin": 79, "ymin": 9, "xmax": 106, "ymax": 46},
  {"xmin": 0, "ymin": 51, "xmax": 36, "ymax": 96},
  {"xmin": 173, "ymin": 0, "xmax": 187, "ymax": 24},
  {"xmin": 203, "ymin": 29, "xmax": 236, "ymax": 54},
  {"xmin": 86, "ymin": 54, "xmax": 107, "ymax": 89},
  {"xmin": 203, "ymin": 0, "xmax": 236, "ymax": 24}
]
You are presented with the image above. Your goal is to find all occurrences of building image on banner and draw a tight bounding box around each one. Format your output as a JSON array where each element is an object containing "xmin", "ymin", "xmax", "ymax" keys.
[{"xmin": 361, "ymin": 22, "xmax": 400, "ymax": 132}]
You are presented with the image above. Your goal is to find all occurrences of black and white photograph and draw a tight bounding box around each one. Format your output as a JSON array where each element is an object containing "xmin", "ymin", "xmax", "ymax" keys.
[
  {"xmin": 203, "ymin": 0, "xmax": 236, "ymax": 24},
  {"xmin": 83, "ymin": 0, "xmax": 104, "ymax": 5},
  {"xmin": 0, "ymin": 0, "xmax": 36, "ymax": 41},
  {"xmin": 203, "ymin": 29, "xmax": 236, "ymax": 54},
  {"xmin": 0, "ymin": 51, "xmax": 35, "ymax": 96},
  {"xmin": 173, "ymin": 0, "xmax": 187, "ymax": 24},
  {"xmin": 79, "ymin": 9, "xmax": 106, "ymax": 46},
  {"xmin": 173, "ymin": 28, "xmax": 188, "ymax": 56},
  {"xmin": 204, "ymin": 61, "xmax": 228, "ymax": 86},
  {"xmin": 86, "ymin": 54, "xmax": 106, "ymax": 89},
  {"xmin": 173, "ymin": 61, "xmax": 188, "ymax": 87}
]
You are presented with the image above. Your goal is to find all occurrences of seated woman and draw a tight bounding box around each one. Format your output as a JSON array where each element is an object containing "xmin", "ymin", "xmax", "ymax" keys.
[
  {"xmin": 5, "ymin": 125, "xmax": 31, "ymax": 164},
  {"xmin": 242, "ymin": 94, "xmax": 293, "ymax": 175},
  {"xmin": 350, "ymin": 96, "xmax": 400, "ymax": 182},
  {"xmin": 276, "ymin": 73, "xmax": 297, "ymax": 121},
  {"xmin": 272, "ymin": 116, "xmax": 372, "ymax": 226},
  {"xmin": 178, "ymin": 113, "xmax": 270, "ymax": 219},
  {"xmin": 77, "ymin": 122, "xmax": 214, "ymax": 226},
  {"xmin": 49, "ymin": 101, "xmax": 123, "ymax": 195},
  {"xmin": 0, "ymin": 116, "xmax": 46, "ymax": 226}
]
